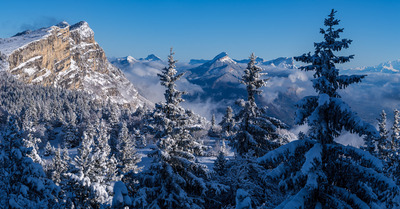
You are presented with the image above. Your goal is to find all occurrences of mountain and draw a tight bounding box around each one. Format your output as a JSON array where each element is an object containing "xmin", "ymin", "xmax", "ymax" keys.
[
  {"xmin": 235, "ymin": 56, "xmax": 295, "ymax": 69},
  {"xmin": 0, "ymin": 21, "xmax": 150, "ymax": 108},
  {"xmin": 186, "ymin": 52, "xmax": 243, "ymax": 89},
  {"xmin": 138, "ymin": 54, "xmax": 162, "ymax": 62},
  {"xmin": 345, "ymin": 59, "xmax": 400, "ymax": 74},
  {"xmin": 110, "ymin": 52, "xmax": 302, "ymax": 123}
]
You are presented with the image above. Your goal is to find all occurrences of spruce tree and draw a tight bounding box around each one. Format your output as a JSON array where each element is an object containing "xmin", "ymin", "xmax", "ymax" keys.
[
  {"xmin": 132, "ymin": 49, "xmax": 218, "ymax": 208},
  {"xmin": 213, "ymin": 151, "xmax": 227, "ymax": 176},
  {"xmin": 258, "ymin": 10, "xmax": 398, "ymax": 208},
  {"xmin": 68, "ymin": 131, "xmax": 95, "ymax": 208},
  {"xmin": 388, "ymin": 109, "xmax": 400, "ymax": 184},
  {"xmin": 208, "ymin": 114, "xmax": 219, "ymax": 137},
  {"xmin": 23, "ymin": 132, "xmax": 43, "ymax": 165},
  {"xmin": 117, "ymin": 122, "xmax": 141, "ymax": 175},
  {"xmin": 50, "ymin": 147, "xmax": 69, "ymax": 185},
  {"xmin": 219, "ymin": 106, "xmax": 235, "ymax": 137},
  {"xmin": 232, "ymin": 53, "xmax": 287, "ymax": 157},
  {"xmin": 377, "ymin": 110, "xmax": 390, "ymax": 161},
  {"xmin": 44, "ymin": 141, "xmax": 54, "ymax": 156}
]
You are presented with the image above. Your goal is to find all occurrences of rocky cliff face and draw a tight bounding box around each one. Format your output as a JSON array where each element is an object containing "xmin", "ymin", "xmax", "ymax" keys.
[{"xmin": 0, "ymin": 21, "xmax": 150, "ymax": 108}]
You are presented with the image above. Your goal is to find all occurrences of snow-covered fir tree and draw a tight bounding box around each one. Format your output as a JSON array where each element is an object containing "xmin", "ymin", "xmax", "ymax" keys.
[
  {"xmin": 63, "ymin": 123, "xmax": 78, "ymax": 148},
  {"xmin": 258, "ymin": 10, "xmax": 398, "ymax": 208},
  {"xmin": 44, "ymin": 141, "xmax": 54, "ymax": 156},
  {"xmin": 213, "ymin": 151, "xmax": 227, "ymax": 176},
  {"xmin": 131, "ymin": 49, "xmax": 223, "ymax": 209},
  {"xmin": 388, "ymin": 109, "xmax": 400, "ymax": 185},
  {"xmin": 133, "ymin": 128, "xmax": 146, "ymax": 148},
  {"xmin": 390, "ymin": 109, "xmax": 400, "ymax": 153},
  {"xmin": 219, "ymin": 106, "xmax": 235, "ymax": 137},
  {"xmin": 50, "ymin": 147, "xmax": 69, "ymax": 185},
  {"xmin": 0, "ymin": 116, "xmax": 60, "ymax": 208},
  {"xmin": 23, "ymin": 132, "xmax": 43, "ymax": 165},
  {"xmin": 68, "ymin": 131, "xmax": 95, "ymax": 208},
  {"xmin": 90, "ymin": 120, "xmax": 118, "ymax": 206},
  {"xmin": 376, "ymin": 110, "xmax": 390, "ymax": 161},
  {"xmin": 208, "ymin": 114, "xmax": 219, "ymax": 137},
  {"xmin": 117, "ymin": 122, "xmax": 141, "ymax": 175},
  {"xmin": 232, "ymin": 53, "xmax": 287, "ymax": 158}
]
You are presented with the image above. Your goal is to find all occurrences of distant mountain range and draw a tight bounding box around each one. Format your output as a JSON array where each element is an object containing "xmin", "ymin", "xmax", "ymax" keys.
[
  {"xmin": 344, "ymin": 59, "xmax": 400, "ymax": 74},
  {"xmin": 111, "ymin": 52, "xmax": 400, "ymax": 125}
]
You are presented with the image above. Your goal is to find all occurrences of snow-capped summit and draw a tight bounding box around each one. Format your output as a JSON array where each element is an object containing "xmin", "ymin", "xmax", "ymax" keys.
[
  {"xmin": 55, "ymin": 21, "xmax": 70, "ymax": 28},
  {"xmin": 126, "ymin": 55, "xmax": 137, "ymax": 63},
  {"xmin": 211, "ymin": 52, "xmax": 236, "ymax": 64},
  {"xmin": 236, "ymin": 56, "xmax": 295, "ymax": 69},
  {"xmin": 0, "ymin": 21, "xmax": 150, "ymax": 108},
  {"xmin": 140, "ymin": 54, "xmax": 162, "ymax": 62},
  {"xmin": 186, "ymin": 52, "xmax": 243, "ymax": 90},
  {"xmin": 70, "ymin": 21, "xmax": 94, "ymax": 41}
]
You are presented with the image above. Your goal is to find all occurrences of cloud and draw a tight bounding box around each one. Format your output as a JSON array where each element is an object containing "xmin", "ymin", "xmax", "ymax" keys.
[{"xmin": 20, "ymin": 16, "xmax": 62, "ymax": 31}]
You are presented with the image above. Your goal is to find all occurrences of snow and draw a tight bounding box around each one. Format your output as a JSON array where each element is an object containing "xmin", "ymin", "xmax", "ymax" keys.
[
  {"xmin": 0, "ymin": 28, "xmax": 52, "ymax": 56},
  {"xmin": 258, "ymin": 139, "xmax": 314, "ymax": 164},
  {"xmin": 112, "ymin": 181, "xmax": 131, "ymax": 207},
  {"xmin": 301, "ymin": 143, "xmax": 322, "ymax": 174},
  {"xmin": 9, "ymin": 55, "xmax": 41, "ymax": 72},
  {"xmin": 70, "ymin": 21, "xmax": 94, "ymax": 40},
  {"xmin": 317, "ymin": 93, "xmax": 329, "ymax": 106},
  {"xmin": 236, "ymin": 189, "xmax": 252, "ymax": 209},
  {"xmin": 32, "ymin": 69, "xmax": 52, "ymax": 83}
]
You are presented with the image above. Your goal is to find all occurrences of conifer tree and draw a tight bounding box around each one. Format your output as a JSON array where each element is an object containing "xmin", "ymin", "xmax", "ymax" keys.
[
  {"xmin": 50, "ymin": 147, "xmax": 69, "ymax": 185},
  {"xmin": 377, "ymin": 110, "xmax": 390, "ymax": 161},
  {"xmin": 133, "ymin": 128, "xmax": 146, "ymax": 148},
  {"xmin": 0, "ymin": 116, "xmax": 60, "ymax": 208},
  {"xmin": 213, "ymin": 151, "xmax": 227, "ymax": 176},
  {"xmin": 132, "ymin": 49, "xmax": 219, "ymax": 208},
  {"xmin": 219, "ymin": 106, "xmax": 235, "ymax": 137},
  {"xmin": 23, "ymin": 132, "xmax": 43, "ymax": 165},
  {"xmin": 388, "ymin": 109, "xmax": 400, "ymax": 184},
  {"xmin": 232, "ymin": 53, "xmax": 287, "ymax": 157},
  {"xmin": 259, "ymin": 10, "xmax": 398, "ymax": 208},
  {"xmin": 117, "ymin": 122, "xmax": 141, "ymax": 175},
  {"xmin": 208, "ymin": 114, "xmax": 219, "ymax": 137},
  {"xmin": 44, "ymin": 141, "xmax": 54, "ymax": 156},
  {"xmin": 68, "ymin": 131, "xmax": 95, "ymax": 208},
  {"xmin": 63, "ymin": 124, "xmax": 78, "ymax": 148}
]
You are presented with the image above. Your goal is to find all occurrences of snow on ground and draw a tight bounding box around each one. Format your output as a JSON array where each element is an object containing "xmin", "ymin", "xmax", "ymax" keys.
[{"xmin": 0, "ymin": 28, "xmax": 52, "ymax": 56}]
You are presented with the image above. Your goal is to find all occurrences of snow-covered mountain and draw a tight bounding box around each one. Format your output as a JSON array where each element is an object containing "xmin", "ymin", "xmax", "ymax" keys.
[
  {"xmin": 0, "ymin": 21, "xmax": 150, "ymax": 108},
  {"xmin": 345, "ymin": 59, "xmax": 400, "ymax": 74},
  {"xmin": 235, "ymin": 56, "xmax": 295, "ymax": 69},
  {"xmin": 110, "ymin": 52, "xmax": 301, "ymax": 123},
  {"xmin": 186, "ymin": 52, "xmax": 244, "ymax": 89}
]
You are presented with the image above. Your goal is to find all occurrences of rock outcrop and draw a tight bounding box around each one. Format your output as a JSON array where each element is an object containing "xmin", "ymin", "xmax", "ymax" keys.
[{"xmin": 0, "ymin": 21, "xmax": 150, "ymax": 108}]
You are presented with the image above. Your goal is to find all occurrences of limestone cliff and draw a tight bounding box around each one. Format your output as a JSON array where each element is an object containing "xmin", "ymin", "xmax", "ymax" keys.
[{"xmin": 0, "ymin": 21, "xmax": 150, "ymax": 108}]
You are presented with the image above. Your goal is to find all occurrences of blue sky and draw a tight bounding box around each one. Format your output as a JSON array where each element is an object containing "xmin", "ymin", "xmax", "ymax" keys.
[{"xmin": 1, "ymin": 0, "xmax": 399, "ymax": 68}]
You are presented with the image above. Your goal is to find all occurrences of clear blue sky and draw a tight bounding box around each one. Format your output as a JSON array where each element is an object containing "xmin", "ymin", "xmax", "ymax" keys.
[{"xmin": 1, "ymin": 0, "xmax": 399, "ymax": 68}]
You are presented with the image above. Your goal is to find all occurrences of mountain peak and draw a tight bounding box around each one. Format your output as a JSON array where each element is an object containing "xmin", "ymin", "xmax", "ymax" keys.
[
  {"xmin": 212, "ymin": 52, "xmax": 228, "ymax": 61},
  {"xmin": 140, "ymin": 54, "xmax": 162, "ymax": 61},
  {"xmin": 55, "ymin": 21, "xmax": 70, "ymax": 28},
  {"xmin": 210, "ymin": 52, "xmax": 236, "ymax": 64},
  {"xmin": 70, "ymin": 21, "xmax": 94, "ymax": 40}
]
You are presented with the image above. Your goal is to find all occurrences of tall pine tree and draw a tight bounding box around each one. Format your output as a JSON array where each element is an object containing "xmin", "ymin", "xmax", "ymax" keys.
[
  {"xmin": 258, "ymin": 10, "xmax": 398, "ymax": 208},
  {"xmin": 232, "ymin": 53, "xmax": 287, "ymax": 157},
  {"xmin": 132, "ymin": 49, "xmax": 220, "ymax": 208}
]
